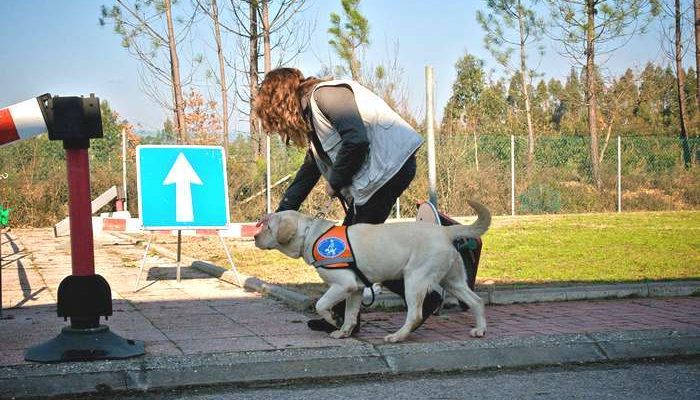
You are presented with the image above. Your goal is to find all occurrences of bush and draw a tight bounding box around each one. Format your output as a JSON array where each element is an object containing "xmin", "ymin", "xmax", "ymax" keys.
[{"xmin": 519, "ymin": 183, "xmax": 562, "ymax": 214}]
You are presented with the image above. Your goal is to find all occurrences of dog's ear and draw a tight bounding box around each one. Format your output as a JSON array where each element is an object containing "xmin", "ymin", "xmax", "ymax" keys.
[{"xmin": 276, "ymin": 214, "xmax": 297, "ymax": 244}]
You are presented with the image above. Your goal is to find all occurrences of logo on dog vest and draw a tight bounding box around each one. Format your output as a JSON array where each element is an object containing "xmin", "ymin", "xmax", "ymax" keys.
[
  {"xmin": 317, "ymin": 237, "xmax": 346, "ymax": 258},
  {"xmin": 311, "ymin": 225, "xmax": 373, "ymax": 290},
  {"xmin": 312, "ymin": 226, "xmax": 354, "ymax": 268}
]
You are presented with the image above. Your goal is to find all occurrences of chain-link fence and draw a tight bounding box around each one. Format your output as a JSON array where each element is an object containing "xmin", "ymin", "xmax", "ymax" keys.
[
  {"xmin": 1, "ymin": 133, "xmax": 697, "ymax": 226},
  {"xmin": 249, "ymin": 134, "xmax": 699, "ymax": 221},
  {"xmin": 400, "ymin": 134, "xmax": 700, "ymax": 217}
]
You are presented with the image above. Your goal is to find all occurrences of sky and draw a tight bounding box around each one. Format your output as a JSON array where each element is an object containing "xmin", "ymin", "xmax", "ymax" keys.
[{"xmin": 0, "ymin": 0, "xmax": 680, "ymax": 134}]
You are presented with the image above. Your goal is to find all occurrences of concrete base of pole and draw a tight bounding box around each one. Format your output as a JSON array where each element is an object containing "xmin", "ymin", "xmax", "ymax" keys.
[{"xmin": 24, "ymin": 325, "xmax": 144, "ymax": 363}]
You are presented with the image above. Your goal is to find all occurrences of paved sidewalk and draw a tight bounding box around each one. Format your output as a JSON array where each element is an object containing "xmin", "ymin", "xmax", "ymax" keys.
[
  {"xmin": 1, "ymin": 229, "xmax": 356, "ymax": 366},
  {"xmin": 1, "ymin": 229, "xmax": 698, "ymax": 398}
]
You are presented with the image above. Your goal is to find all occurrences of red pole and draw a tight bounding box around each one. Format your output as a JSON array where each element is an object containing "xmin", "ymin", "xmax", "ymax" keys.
[{"xmin": 66, "ymin": 148, "xmax": 95, "ymax": 276}]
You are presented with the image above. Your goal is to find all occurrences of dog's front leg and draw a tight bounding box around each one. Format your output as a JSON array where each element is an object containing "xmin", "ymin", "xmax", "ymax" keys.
[
  {"xmin": 315, "ymin": 285, "xmax": 352, "ymax": 329},
  {"xmin": 331, "ymin": 290, "xmax": 362, "ymax": 339}
]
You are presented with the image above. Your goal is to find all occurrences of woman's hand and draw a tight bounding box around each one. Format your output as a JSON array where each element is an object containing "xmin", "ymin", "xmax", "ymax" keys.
[{"xmin": 256, "ymin": 213, "xmax": 272, "ymax": 228}]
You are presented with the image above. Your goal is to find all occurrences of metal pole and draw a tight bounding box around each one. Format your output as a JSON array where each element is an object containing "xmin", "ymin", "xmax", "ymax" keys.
[
  {"xmin": 617, "ymin": 135, "xmax": 622, "ymax": 213},
  {"xmin": 135, "ymin": 232, "xmax": 154, "ymax": 290},
  {"xmin": 219, "ymin": 233, "xmax": 242, "ymax": 286},
  {"xmin": 425, "ymin": 65, "xmax": 438, "ymax": 207},
  {"xmin": 395, "ymin": 198, "xmax": 400, "ymax": 219},
  {"xmin": 511, "ymin": 135, "xmax": 516, "ymax": 216},
  {"xmin": 176, "ymin": 230, "xmax": 182, "ymax": 283},
  {"xmin": 260, "ymin": 120, "xmax": 271, "ymax": 214},
  {"xmin": 67, "ymin": 148, "xmax": 96, "ymax": 276},
  {"xmin": 121, "ymin": 127, "xmax": 128, "ymax": 212}
]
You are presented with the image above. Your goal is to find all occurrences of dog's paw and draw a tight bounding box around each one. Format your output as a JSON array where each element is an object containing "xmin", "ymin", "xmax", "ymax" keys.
[
  {"xmin": 383, "ymin": 333, "xmax": 406, "ymax": 343},
  {"xmin": 330, "ymin": 330, "xmax": 349, "ymax": 339},
  {"xmin": 470, "ymin": 327, "xmax": 486, "ymax": 338}
]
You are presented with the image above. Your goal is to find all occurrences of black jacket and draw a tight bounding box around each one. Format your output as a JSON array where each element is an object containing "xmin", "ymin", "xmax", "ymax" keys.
[{"xmin": 277, "ymin": 84, "xmax": 369, "ymax": 211}]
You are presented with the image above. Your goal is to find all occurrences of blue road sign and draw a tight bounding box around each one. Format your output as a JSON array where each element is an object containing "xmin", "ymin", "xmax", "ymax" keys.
[{"xmin": 137, "ymin": 145, "xmax": 230, "ymax": 229}]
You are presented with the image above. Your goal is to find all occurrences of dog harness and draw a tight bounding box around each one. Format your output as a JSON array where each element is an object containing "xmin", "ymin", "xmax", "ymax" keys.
[{"xmin": 311, "ymin": 226, "xmax": 372, "ymax": 288}]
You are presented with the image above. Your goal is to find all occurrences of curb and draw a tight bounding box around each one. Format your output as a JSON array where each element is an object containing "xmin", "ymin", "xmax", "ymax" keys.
[
  {"xmin": 107, "ymin": 232, "xmax": 700, "ymax": 312},
  {"xmin": 373, "ymin": 281, "xmax": 700, "ymax": 309},
  {"xmin": 2, "ymin": 328, "xmax": 698, "ymax": 399},
  {"xmin": 106, "ymin": 232, "xmax": 314, "ymax": 311}
]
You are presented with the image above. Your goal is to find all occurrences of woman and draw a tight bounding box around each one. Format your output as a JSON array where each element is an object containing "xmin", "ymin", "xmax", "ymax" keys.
[{"xmin": 254, "ymin": 67, "xmax": 443, "ymax": 333}]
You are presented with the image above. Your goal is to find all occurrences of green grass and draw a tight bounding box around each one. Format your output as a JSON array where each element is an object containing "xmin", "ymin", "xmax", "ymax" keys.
[
  {"xmin": 164, "ymin": 211, "xmax": 700, "ymax": 296},
  {"xmin": 477, "ymin": 211, "xmax": 700, "ymax": 286}
]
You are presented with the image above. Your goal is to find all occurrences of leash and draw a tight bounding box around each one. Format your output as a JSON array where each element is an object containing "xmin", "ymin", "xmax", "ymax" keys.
[{"xmin": 314, "ymin": 196, "xmax": 336, "ymax": 220}]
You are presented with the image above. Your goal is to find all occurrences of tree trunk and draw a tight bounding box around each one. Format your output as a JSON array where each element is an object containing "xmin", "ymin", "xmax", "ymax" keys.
[
  {"xmin": 694, "ymin": 0, "xmax": 700, "ymax": 111},
  {"xmin": 517, "ymin": 0, "xmax": 535, "ymax": 169},
  {"xmin": 262, "ymin": 0, "xmax": 271, "ymax": 73},
  {"xmin": 249, "ymin": 0, "xmax": 260, "ymax": 157},
  {"xmin": 676, "ymin": 0, "xmax": 692, "ymax": 167},
  {"xmin": 586, "ymin": 0, "xmax": 602, "ymax": 189},
  {"xmin": 165, "ymin": 0, "xmax": 187, "ymax": 143},
  {"xmin": 350, "ymin": 47, "xmax": 360, "ymax": 81},
  {"xmin": 211, "ymin": 0, "xmax": 229, "ymax": 158}
]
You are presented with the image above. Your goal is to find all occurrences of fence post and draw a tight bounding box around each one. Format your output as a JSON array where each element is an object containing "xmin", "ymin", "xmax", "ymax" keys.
[
  {"xmin": 511, "ymin": 134, "xmax": 516, "ymax": 216},
  {"xmin": 425, "ymin": 65, "xmax": 438, "ymax": 207},
  {"xmin": 617, "ymin": 135, "xmax": 622, "ymax": 213},
  {"xmin": 121, "ymin": 127, "xmax": 128, "ymax": 212},
  {"xmin": 260, "ymin": 120, "xmax": 271, "ymax": 214}
]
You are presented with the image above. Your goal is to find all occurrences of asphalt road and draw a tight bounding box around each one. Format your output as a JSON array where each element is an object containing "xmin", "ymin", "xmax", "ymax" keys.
[{"xmin": 79, "ymin": 358, "xmax": 699, "ymax": 400}]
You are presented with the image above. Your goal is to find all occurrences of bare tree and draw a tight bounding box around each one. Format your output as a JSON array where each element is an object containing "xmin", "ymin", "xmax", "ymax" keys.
[
  {"xmin": 262, "ymin": 0, "xmax": 272, "ymax": 73},
  {"xmin": 477, "ymin": 0, "xmax": 545, "ymax": 168},
  {"xmin": 547, "ymin": 0, "xmax": 660, "ymax": 188},
  {"xmin": 661, "ymin": 0, "xmax": 692, "ymax": 167},
  {"xmin": 209, "ymin": 0, "xmax": 309, "ymax": 158},
  {"xmin": 211, "ymin": 0, "xmax": 230, "ymax": 157},
  {"xmin": 248, "ymin": 0, "xmax": 261, "ymax": 158},
  {"xmin": 101, "ymin": 0, "xmax": 194, "ymax": 142}
]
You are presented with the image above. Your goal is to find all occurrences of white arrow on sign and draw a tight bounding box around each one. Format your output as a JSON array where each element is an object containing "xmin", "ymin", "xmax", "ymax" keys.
[{"xmin": 163, "ymin": 152, "xmax": 203, "ymax": 222}]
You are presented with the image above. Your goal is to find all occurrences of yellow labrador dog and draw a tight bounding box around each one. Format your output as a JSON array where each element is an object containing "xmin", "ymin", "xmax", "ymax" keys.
[{"xmin": 254, "ymin": 200, "xmax": 491, "ymax": 343}]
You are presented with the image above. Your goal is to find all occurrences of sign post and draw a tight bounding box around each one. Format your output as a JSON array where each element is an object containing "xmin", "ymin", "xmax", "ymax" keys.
[
  {"xmin": 0, "ymin": 93, "xmax": 146, "ymax": 363},
  {"xmin": 135, "ymin": 145, "xmax": 240, "ymax": 288}
]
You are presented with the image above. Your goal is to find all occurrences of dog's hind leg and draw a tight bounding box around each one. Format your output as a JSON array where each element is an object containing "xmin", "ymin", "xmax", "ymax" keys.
[
  {"xmin": 331, "ymin": 289, "xmax": 362, "ymax": 339},
  {"xmin": 440, "ymin": 256, "xmax": 487, "ymax": 337},
  {"xmin": 384, "ymin": 271, "xmax": 431, "ymax": 343}
]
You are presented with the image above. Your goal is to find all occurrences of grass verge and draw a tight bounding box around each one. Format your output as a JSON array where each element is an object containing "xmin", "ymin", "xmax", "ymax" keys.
[{"xmin": 157, "ymin": 210, "xmax": 700, "ymax": 298}]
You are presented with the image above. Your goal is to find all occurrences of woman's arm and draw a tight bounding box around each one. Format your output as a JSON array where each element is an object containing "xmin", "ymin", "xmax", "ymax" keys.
[
  {"xmin": 314, "ymin": 84, "xmax": 370, "ymax": 193},
  {"xmin": 276, "ymin": 149, "xmax": 321, "ymax": 212}
]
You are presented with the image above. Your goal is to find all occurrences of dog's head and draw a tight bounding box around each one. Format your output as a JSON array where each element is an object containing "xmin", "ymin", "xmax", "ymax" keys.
[{"xmin": 254, "ymin": 211, "xmax": 310, "ymax": 258}]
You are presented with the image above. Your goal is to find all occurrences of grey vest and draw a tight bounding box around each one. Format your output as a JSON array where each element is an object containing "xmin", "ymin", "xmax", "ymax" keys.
[{"xmin": 308, "ymin": 80, "xmax": 423, "ymax": 205}]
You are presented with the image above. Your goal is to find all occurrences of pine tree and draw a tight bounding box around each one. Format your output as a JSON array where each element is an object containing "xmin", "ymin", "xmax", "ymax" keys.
[{"xmin": 328, "ymin": 0, "xmax": 370, "ymax": 81}]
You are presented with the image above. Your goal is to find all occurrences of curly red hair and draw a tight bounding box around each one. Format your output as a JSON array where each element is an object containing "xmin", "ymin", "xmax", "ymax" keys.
[{"xmin": 253, "ymin": 68, "xmax": 325, "ymax": 147}]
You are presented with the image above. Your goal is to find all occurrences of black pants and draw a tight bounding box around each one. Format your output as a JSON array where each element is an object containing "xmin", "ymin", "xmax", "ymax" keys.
[
  {"xmin": 341, "ymin": 154, "xmax": 417, "ymax": 226},
  {"xmin": 333, "ymin": 154, "xmax": 441, "ymax": 318}
]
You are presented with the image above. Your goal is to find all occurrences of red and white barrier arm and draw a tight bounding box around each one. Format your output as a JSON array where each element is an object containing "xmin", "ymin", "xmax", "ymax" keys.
[{"xmin": 0, "ymin": 96, "xmax": 48, "ymax": 147}]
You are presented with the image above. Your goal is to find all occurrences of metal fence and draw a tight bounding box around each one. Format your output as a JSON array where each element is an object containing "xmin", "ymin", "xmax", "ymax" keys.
[
  {"xmin": 253, "ymin": 134, "xmax": 699, "ymax": 221},
  {"xmin": 416, "ymin": 134, "xmax": 699, "ymax": 217},
  {"xmin": 0, "ymin": 133, "xmax": 697, "ymax": 225}
]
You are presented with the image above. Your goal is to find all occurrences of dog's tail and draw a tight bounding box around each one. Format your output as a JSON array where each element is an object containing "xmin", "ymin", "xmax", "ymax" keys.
[{"xmin": 445, "ymin": 200, "xmax": 491, "ymax": 240}]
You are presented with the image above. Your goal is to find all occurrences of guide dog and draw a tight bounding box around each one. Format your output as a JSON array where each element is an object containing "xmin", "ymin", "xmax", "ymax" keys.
[{"xmin": 254, "ymin": 200, "xmax": 491, "ymax": 343}]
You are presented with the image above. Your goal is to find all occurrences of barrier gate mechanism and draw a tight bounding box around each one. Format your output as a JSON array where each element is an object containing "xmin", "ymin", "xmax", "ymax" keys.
[{"xmin": 1, "ymin": 94, "xmax": 144, "ymax": 362}]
